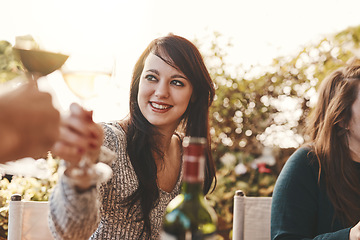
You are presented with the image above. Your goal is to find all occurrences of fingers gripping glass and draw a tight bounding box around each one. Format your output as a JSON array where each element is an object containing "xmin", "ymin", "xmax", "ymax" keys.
[
  {"xmin": 14, "ymin": 47, "xmax": 113, "ymax": 185},
  {"xmin": 60, "ymin": 53, "xmax": 114, "ymax": 185}
]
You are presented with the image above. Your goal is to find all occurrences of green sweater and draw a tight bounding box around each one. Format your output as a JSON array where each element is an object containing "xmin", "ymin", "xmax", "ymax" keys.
[{"xmin": 271, "ymin": 147, "xmax": 351, "ymax": 240}]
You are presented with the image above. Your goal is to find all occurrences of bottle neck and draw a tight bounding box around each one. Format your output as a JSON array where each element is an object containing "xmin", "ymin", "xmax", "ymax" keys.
[
  {"xmin": 181, "ymin": 155, "xmax": 205, "ymax": 200},
  {"xmin": 183, "ymin": 155, "xmax": 205, "ymax": 182},
  {"xmin": 181, "ymin": 181, "xmax": 203, "ymax": 198},
  {"xmin": 181, "ymin": 136, "xmax": 206, "ymax": 201}
]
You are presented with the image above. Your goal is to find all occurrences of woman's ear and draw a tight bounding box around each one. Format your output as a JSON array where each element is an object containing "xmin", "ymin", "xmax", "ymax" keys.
[
  {"xmin": 338, "ymin": 121, "xmax": 349, "ymax": 131},
  {"xmin": 337, "ymin": 121, "xmax": 350, "ymax": 136}
]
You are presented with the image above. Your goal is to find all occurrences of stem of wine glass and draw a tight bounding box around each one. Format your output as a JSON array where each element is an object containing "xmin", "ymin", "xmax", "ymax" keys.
[
  {"xmin": 78, "ymin": 102, "xmax": 94, "ymax": 168},
  {"xmin": 68, "ymin": 102, "xmax": 112, "ymax": 185},
  {"xmin": 26, "ymin": 72, "xmax": 41, "ymax": 89}
]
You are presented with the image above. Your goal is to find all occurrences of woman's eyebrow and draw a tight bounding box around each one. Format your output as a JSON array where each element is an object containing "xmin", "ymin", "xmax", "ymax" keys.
[
  {"xmin": 146, "ymin": 69, "xmax": 188, "ymax": 81},
  {"xmin": 171, "ymin": 74, "xmax": 188, "ymax": 81},
  {"xmin": 146, "ymin": 69, "xmax": 159, "ymax": 75}
]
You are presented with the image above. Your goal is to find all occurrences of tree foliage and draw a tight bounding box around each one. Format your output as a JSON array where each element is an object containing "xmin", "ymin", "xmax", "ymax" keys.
[
  {"xmin": 197, "ymin": 26, "xmax": 360, "ymax": 170},
  {"xmin": 0, "ymin": 41, "xmax": 22, "ymax": 83}
]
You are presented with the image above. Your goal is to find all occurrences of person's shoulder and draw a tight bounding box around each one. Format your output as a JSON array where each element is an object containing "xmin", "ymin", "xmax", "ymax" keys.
[
  {"xmin": 282, "ymin": 146, "xmax": 318, "ymax": 176},
  {"xmin": 100, "ymin": 121, "xmax": 127, "ymax": 151},
  {"xmin": 288, "ymin": 146, "xmax": 314, "ymax": 164},
  {"xmin": 273, "ymin": 146, "xmax": 319, "ymax": 195},
  {"xmin": 172, "ymin": 132, "xmax": 184, "ymax": 144},
  {"xmin": 101, "ymin": 121, "xmax": 126, "ymax": 136}
]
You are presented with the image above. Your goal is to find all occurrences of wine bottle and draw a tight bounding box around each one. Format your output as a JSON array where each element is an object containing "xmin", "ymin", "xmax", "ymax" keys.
[{"xmin": 161, "ymin": 136, "xmax": 217, "ymax": 240}]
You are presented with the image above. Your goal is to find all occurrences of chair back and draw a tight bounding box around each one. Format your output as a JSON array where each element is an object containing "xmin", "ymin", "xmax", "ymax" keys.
[
  {"xmin": 232, "ymin": 190, "xmax": 272, "ymax": 240},
  {"xmin": 8, "ymin": 194, "xmax": 54, "ymax": 240}
]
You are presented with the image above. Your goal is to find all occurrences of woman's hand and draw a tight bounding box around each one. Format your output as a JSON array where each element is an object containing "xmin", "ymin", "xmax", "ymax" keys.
[
  {"xmin": 51, "ymin": 103, "xmax": 104, "ymax": 167},
  {"xmin": 350, "ymin": 221, "xmax": 360, "ymax": 240}
]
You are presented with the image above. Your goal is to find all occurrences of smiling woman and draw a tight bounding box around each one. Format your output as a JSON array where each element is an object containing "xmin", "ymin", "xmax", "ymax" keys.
[{"xmin": 48, "ymin": 34, "xmax": 217, "ymax": 240}]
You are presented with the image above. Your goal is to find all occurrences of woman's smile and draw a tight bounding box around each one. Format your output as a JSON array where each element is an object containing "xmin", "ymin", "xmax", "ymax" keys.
[{"xmin": 149, "ymin": 101, "xmax": 173, "ymax": 112}]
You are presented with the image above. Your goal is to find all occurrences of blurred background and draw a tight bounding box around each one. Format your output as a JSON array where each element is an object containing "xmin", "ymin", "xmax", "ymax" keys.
[
  {"xmin": 1, "ymin": 0, "xmax": 360, "ymax": 239},
  {"xmin": 2, "ymin": 0, "xmax": 359, "ymax": 121}
]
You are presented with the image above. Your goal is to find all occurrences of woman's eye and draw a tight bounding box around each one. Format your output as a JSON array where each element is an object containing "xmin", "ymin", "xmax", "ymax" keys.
[
  {"xmin": 145, "ymin": 75, "xmax": 157, "ymax": 81},
  {"xmin": 171, "ymin": 80, "xmax": 184, "ymax": 87}
]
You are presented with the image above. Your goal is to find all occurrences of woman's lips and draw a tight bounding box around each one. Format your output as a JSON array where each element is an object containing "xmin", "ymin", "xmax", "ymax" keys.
[{"xmin": 150, "ymin": 101, "xmax": 172, "ymax": 112}]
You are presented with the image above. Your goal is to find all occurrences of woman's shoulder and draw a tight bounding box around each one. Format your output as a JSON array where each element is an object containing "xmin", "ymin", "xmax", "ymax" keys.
[
  {"xmin": 101, "ymin": 121, "xmax": 126, "ymax": 137},
  {"xmin": 281, "ymin": 146, "xmax": 318, "ymax": 178},
  {"xmin": 273, "ymin": 146, "xmax": 320, "ymax": 201},
  {"xmin": 287, "ymin": 146, "xmax": 316, "ymax": 164},
  {"xmin": 172, "ymin": 132, "xmax": 183, "ymax": 145},
  {"xmin": 100, "ymin": 121, "xmax": 127, "ymax": 152}
]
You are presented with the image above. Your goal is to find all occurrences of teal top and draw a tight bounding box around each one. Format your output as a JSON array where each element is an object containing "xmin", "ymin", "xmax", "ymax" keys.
[{"xmin": 271, "ymin": 147, "xmax": 351, "ymax": 240}]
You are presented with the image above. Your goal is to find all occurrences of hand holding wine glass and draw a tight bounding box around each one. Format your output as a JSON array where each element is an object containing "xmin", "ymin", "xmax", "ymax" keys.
[
  {"xmin": 10, "ymin": 38, "xmax": 114, "ymax": 186},
  {"xmin": 51, "ymin": 102, "xmax": 107, "ymax": 190},
  {"xmin": 58, "ymin": 52, "xmax": 115, "ymax": 188}
]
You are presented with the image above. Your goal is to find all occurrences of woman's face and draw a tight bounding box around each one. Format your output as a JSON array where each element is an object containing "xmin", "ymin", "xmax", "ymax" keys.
[
  {"xmin": 137, "ymin": 53, "xmax": 193, "ymax": 132},
  {"xmin": 348, "ymin": 85, "xmax": 360, "ymax": 151}
]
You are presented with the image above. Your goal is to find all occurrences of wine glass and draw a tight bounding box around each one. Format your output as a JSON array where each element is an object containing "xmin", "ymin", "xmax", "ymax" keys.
[
  {"xmin": 61, "ymin": 52, "xmax": 114, "ymax": 185},
  {"xmin": 0, "ymin": 46, "xmax": 69, "ymax": 178},
  {"xmin": 13, "ymin": 47, "xmax": 69, "ymax": 87}
]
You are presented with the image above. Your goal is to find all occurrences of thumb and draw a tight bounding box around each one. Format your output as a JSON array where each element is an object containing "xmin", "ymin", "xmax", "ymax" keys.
[{"xmin": 69, "ymin": 103, "xmax": 93, "ymax": 121}]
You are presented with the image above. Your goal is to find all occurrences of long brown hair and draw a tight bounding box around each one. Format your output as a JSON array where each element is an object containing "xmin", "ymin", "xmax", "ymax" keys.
[
  {"xmin": 125, "ymin": 34, "xmax": 216, "ymax": 238},
  {"xmin": 306, "ymin": 58, "xmax": 360, "ymax": 226}
]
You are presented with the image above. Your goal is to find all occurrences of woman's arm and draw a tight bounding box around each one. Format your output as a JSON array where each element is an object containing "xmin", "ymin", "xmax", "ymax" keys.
[
  {"xmin": 48, "ymin": 103, "xmax": 116, "ymax": 239},
  {"xmin": 49, "ymin": 146, "xmax": 116, "ymax": 240},
  {"xmin": 48, "ymin": 174, "xmax": 100, "ymax": 240}
]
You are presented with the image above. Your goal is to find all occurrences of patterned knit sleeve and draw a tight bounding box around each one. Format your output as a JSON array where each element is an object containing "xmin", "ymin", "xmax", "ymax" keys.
[
  {"xmin": 48, "ymin": 123, "xmax": 117, "ymax": 240},
  {"xmin": 48, "ymin": 175, "xmax": 100, "ymax": 240}
]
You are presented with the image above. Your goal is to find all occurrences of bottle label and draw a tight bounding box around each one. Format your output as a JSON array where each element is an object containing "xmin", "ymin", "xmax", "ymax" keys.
[
  {"xmin": 183, "ymin": 155, "xmax": 205, "ymax": 183},
  {"xmin": 160, "ymin": 231, "xmax": 216, "ymax": 240}
]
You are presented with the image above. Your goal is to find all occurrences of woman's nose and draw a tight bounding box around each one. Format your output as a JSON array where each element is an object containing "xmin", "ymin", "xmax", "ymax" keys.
[{"xmin": 154, "ymin": 81, "xmax": 169, "ymax": 98}]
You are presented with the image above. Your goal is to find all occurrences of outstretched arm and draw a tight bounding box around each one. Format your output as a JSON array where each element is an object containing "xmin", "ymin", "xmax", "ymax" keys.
[{"xmin": 49, "ymin": 103, "xmax": 104, "ymax": 239}]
